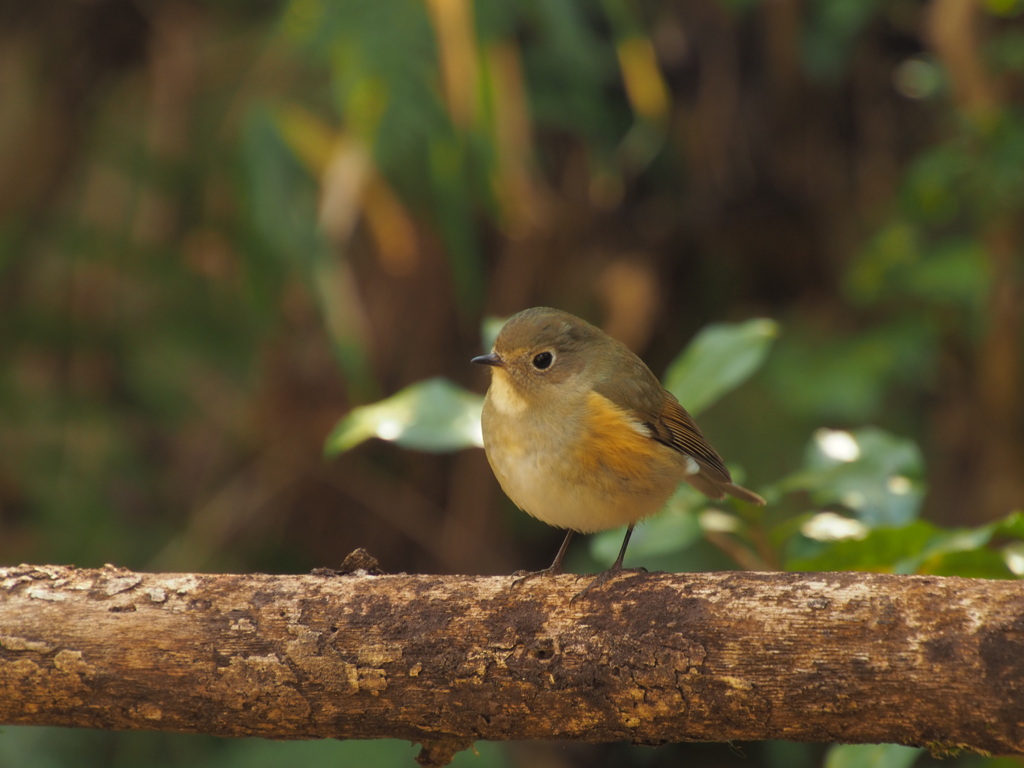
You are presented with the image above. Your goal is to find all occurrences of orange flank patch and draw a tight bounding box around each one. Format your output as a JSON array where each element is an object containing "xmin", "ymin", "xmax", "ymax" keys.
[{"xmin": 579, "ymin": 391, "xmax": 672, "ymax": 482}]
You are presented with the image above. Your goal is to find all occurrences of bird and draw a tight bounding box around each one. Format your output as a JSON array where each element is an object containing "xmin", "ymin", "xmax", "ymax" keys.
[{"xmin": 472, "ymin": 306, "xmax": 765, "ymax": 581}]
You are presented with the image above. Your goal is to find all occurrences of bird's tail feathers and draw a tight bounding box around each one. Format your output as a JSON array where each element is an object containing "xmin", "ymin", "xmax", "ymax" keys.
[{"xmin": 687, "ymin": 474, "xmax": 766, "ymax": 506}]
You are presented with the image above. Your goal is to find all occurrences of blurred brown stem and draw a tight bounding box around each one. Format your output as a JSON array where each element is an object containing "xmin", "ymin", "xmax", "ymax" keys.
[{"xmin": 927, "ymin": 0, "xmax": 1024, "ymax": 522}]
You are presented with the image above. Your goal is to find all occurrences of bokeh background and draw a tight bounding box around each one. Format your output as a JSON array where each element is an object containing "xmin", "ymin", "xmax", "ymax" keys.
[{"xmin": 1, "ymin": 1, "xmax": 1023, "ymax": 766}]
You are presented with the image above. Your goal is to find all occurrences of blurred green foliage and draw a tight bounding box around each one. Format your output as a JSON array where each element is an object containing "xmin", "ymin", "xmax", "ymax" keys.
[
  {"xmin": 662, "ymin": 317, "xmax": 778, "ymax": 414},
  {"xmin": 824, "ymin": 744, "xmax": 923, "ymax": 768},
  {"xmin": 325, "ymin": 377, "xmax": 483, "ymax": 454},
  {"xmin": 1, "ymin": 0, "xmax": 1023, "ymax": 767}
]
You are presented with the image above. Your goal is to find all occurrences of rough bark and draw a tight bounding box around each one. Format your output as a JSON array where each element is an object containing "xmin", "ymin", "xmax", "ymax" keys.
[{"xmin": 2, "ymin": 559, "xmax": 1024, "ymax": 765}]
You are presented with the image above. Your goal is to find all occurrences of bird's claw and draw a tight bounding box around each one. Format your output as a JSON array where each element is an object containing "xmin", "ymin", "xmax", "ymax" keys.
[
  {"xmin": 510, "ymin": 565, "xmax": 563, "ymax": 589},
  {"xmin": 570, "ymin": 565, "xmax": 648, "ymax": 603}
]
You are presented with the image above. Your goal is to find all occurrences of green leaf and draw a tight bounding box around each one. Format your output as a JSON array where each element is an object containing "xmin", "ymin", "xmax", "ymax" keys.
[
  {"xmin": 324, "ymin": 378, "xmax": 483, "ymax": 455},
  {"xmin": 787, "ymin": 511, "xmax": 1024, "ymax": 577},
  {"xmin": 788, "ymin": 521, "xmax": 935, "ymax": 573},
  {"xmin": 924, "ymin": 548, "xmax": 1017, "ymax": 579},
  {"xmin": 993, "ymin": 509, "xmax": 1024, "ymax": 539},
  {"xmin": 1003, "ymin": 540, "xmax": 1024, "ymax": 576},
  {"xmin": 775, "ymin": 427, "xmax": 925, "ymax": 526},
  {"xmin": 662, "ymin": 318, "xmax": 778, "ymax": 415},
  {"xmin": 824, "ymin": 744, "xmax": 921, "ymax": 768}
]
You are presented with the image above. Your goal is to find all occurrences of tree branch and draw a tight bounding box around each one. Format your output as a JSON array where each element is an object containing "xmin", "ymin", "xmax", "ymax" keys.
[{"xmin": 2, "ymin": 559, "xmax": 1023, "ymax": 765}]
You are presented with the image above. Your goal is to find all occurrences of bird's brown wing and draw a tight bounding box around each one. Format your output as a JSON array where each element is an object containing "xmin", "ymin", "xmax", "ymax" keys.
[
  {"xmin": 644, "ymin": 391, "xmax": 732, "ymax": 483},
  {"xmin": 594, "ymin": 365, "xmax": 764, "ymax": 503},
  {"xmin": 591, "ymin": 352, "xmax": 730, "ymax": 484}
]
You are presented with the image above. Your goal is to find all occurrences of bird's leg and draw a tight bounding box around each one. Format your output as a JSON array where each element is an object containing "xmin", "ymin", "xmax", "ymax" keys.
[
  {"xmin": 610, "ymin": 523, "xmax": 635, "ymax": 571},
  {"xmin": 548, "ymin": 529, "xmax": 575, "ymax": 573},
  {"xmin": 511, "ymin": 530, "xmax": 574, "ymax": 587},
  {"xmin": 572, "ymin": 524, "xmax": 648, "ymax": 600}
]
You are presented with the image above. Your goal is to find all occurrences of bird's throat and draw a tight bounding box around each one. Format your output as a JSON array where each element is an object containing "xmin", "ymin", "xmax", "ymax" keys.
[{"xmin": 487, "ymin": 371, "xmax": 529, "ymax": 415}]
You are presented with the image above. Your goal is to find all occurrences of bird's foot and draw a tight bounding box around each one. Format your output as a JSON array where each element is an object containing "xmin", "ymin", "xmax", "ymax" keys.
[
  {"xmin": 510, "ymin": 564, "xmax": 563, "ymax": 589},
  {"xmin": 570, "ymin": 564, "xmax": 648, "ymax": 603}
]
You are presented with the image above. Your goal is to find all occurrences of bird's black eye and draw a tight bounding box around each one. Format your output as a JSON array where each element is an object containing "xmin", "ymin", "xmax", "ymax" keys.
[{"xmin": 532, "ymin": 351, "xmax": 553, "ymax": 370}]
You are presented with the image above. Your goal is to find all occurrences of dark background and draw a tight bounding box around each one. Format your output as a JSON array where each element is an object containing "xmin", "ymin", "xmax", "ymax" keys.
[{"xmin": 1, "ymin": 1, "xmax": 1022, "ymax": 766}]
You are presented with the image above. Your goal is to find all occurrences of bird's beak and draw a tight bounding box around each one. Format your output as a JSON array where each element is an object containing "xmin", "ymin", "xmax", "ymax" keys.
[{"xmin": 471, "ymin": 352, "xmax": 503, "ymax": 367}]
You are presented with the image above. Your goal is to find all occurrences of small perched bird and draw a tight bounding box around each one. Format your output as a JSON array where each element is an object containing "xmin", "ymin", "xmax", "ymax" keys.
[{"xmin": 472, "ymin": 307, "xmax": 764, "ymax": 578}]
